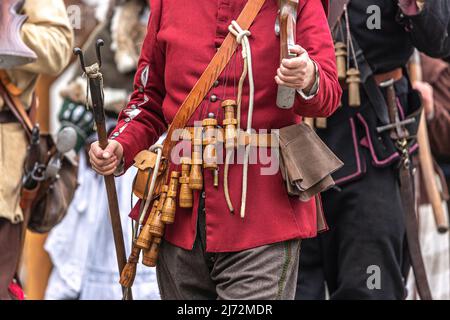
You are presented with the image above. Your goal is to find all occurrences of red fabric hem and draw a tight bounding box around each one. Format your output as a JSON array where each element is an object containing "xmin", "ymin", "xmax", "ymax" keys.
[{"xmin": 164, "ymin": 230, "xmax": 316, "ymax": 253}]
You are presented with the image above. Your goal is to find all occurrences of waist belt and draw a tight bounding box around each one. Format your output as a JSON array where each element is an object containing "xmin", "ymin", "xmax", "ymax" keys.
[
  {"xmin": 373, "ymin": 68, "xmax": 403, "ymax": 86},
  {"xmin": 341, "ymin": 68, "xmax": 404, "ymax": 90},
  {"xmin": 181, "ymin": 127, "xmax": 278, "ymax": 148},
  {"xmin": 0, "ymin": 109, "xmax": 19, "ymax": 124}
]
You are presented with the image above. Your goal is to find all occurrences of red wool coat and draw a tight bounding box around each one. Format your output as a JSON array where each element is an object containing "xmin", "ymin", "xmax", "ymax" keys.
[{"xmin": 111, "ymin": 0, "xmax": 342, "ymax": 252}]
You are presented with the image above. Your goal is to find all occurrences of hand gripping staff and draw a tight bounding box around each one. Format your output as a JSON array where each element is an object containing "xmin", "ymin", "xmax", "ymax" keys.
[{"xmin": 74, "ymin": 40, "xmax": 132, "ymax": 300}]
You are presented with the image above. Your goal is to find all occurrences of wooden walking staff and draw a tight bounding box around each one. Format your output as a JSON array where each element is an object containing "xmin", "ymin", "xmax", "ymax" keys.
[
  {"xmin": 74, "ymin": 40, "xmax": 133, "ymax": 300},
  {"xmin": 409, "ymin": 49, "xmax": 449, "ymax": 233}
]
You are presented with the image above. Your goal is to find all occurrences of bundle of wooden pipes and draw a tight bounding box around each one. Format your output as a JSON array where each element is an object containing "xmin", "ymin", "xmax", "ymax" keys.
[{"xmin": 119, "ymin": 100, "xmax": 240, "ymax": 288}]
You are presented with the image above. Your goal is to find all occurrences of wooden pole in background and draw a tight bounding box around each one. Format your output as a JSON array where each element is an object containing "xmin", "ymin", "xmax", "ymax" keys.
[{"xmin": 410, "ymin": 49, "xmax": 449, "ymax": 233}]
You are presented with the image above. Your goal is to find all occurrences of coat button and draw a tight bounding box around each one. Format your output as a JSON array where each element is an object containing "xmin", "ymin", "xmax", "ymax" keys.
[
  {"xmin": 210, "ymin": 94, "xmax": 218, "ymax": 103},
  {"xmin": 213, "ymin": 80, "xmax": 219, "ymax": 88}
]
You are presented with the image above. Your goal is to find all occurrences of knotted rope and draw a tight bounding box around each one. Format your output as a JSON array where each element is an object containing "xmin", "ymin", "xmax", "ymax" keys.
[{"xmin": 227, "ymin": 20, "xmax": 255, "ymax": 218}]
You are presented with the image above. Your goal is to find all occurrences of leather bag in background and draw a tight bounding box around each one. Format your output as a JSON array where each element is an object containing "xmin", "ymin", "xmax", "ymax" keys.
[
  {"xmin": 0, "ymin": 81, "xmax": 79, "ymax": 233},
  {"xmin": 25, "ymin": 134, "xmax": 79, "ymax": 233}
]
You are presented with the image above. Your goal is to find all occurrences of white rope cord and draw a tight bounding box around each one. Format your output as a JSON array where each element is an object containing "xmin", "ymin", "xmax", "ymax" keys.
[
  {"xmin": 228, "ymin": 20, "xmax": 255, "ymax": 219},
  {"xmin": 138, "ymin": 144, "xmax": 164, "ymax": 226},
  {"xmin": 223, "ymin": 149, "xmax": 235, "ymax": 213},
  {"xmin": 236, "ymin": 53, "xmax": 248, "ymax": 129},
  {"xmin": 224, "ymin": 26, "xmax": 250, "ymax": 213}
]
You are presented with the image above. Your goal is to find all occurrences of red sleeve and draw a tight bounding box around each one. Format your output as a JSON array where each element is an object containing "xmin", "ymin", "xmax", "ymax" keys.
[
  {"xmin": 294, "ymin": 0, "xmax": 342, "ymax": 118},
  {"xmin": 110, "ymin": 0, "xmax": 167, "ymax": 171}
]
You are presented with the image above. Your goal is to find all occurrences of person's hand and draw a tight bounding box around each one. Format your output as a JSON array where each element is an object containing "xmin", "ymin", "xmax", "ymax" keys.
[
  {"xmin": 413, "ymin": 80, "xmax": 434, "ymax": 119},
  {"xmin": 398, "ymin": 0, "xmax": 423, "ymax": 16},
  {"xmin": 275, "ymin": 45, "xmax": 316, "ymax": 93},
  {"xmin": 88, "ymin": 140, "xmax": 124, "ymax": 176}
]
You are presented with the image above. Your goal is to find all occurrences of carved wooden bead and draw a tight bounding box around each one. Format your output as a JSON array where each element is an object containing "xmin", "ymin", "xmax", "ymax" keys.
[
  {"xmin": 161, "ymin": 172, "xmax": 180, "ymax": 224},
  {"xmin": 142, "ymin": 237, "xmax": 161, "ymax": 267},
  {"xmin": 335, "ymin": 42, "xmax": 347, "ymax": 81},
  {"xmin": 135, "ymin": 200, "xmax": 159, "ymax": 249},
  {"xmin": 222, "ymin": 100, "xmax": 238, "ymax": 150},
  {"xmin": 189, "ymin": 139, "xmax": 203, "ymax": 190},
  {"xmin": 179, "ymin": 158, "xmax": 193, "ymax": 208},
  {"xmin": 203, "ymin": 114, "xmax": 218, "ymax": 170},
  {"xmin": 346, "ymin": 68, "xmax": 361, "ymax": 108},
  {"xmin": 315, "ymin": 117, "xmax": 328, "ymax": 129},
  {"xmin": 136, "ymin": 224, "xmax": 153, "ymax": 250},
  {"xmin": 149, "ymin": 198, "xmax": 165, "ymax": 238}
]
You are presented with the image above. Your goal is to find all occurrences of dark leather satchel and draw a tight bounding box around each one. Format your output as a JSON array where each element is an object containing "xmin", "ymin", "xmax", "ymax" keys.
[
  {"xmin": 0, "ymin": 81, "xmax": 78, "ymax": 233},
  {"xmin": 277, "ymin": 122, "xmax": 344, "ymax": 201},
  {"xmin": 22, "ymin": 134, "xmax": 78, "ymax": 233}
]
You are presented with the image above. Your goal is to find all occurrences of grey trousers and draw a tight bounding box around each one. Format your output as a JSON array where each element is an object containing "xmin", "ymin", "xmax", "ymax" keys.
[{"xmin": 156, "ymin": 198, "xmax": 301, "ymax": 300}]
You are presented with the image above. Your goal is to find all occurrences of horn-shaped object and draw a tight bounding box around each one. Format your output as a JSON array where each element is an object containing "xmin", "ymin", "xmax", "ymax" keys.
[{"xmin": 0, "ymin": 0, "xmax": 37, "ymax": 69}]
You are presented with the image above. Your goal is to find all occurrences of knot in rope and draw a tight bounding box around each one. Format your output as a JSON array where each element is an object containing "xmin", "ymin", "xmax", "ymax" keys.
[
  {"xmin": 85, "ymin": 63, "xmax": 102, "ymax": 80},
  {"xmin": 228, "ymin": 20, "xmax": 251, "ymax": 45}
]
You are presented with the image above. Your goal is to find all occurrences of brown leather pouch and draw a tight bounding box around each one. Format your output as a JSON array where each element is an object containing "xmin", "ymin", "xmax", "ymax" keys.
[
  {"xmin": 132, "ymin": 149, "xmax": 166, "ymax": 199},
  {"xmin": 277, "ymin": 123, "xmax": 344, "ymax": 201}
]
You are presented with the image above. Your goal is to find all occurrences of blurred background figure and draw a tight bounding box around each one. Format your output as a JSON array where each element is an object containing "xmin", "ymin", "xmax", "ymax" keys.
[
  {"xmin": 19, "ymin": 0, "xmax": 97, "ymax": 300},
  {"xmin": 406, "ymin": 54, "xmax": 450, "ymax": 300},
  {"xmin": 43, "ymin": 0, "xmax": 159, "ymax": 300},
  {"xmin": 0, "ymin": 0, "xmax": 73, "ymax": 300}
]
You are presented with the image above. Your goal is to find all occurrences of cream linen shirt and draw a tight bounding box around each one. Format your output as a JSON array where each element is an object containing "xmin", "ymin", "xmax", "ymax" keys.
[{"xmin": 0, "ymin": 0, "xmax": 73, "ymax": 223}]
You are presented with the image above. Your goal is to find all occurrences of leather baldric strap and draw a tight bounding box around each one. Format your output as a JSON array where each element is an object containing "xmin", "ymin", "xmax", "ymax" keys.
[
  {"xmin": 399, "ymin": 165, "xmax": 433, "ymax": 300},
  {"xmin": 328, "ymin": 0, "xmax": 350, "ymax": 30},
  {"xmin": 374, "ymin": 68, "xmax": 403, "ymax": 86},
  {"xmin": 0, "ymin": 70, "xmax": 24, "ymax": 96},
  {"xmin": 341, "ymin": 68, "xmax": 404, "ymax": 90},
  {"xmin": 0, "ymin": 80, "xmax": 33, "ymax": 139},
  {"xmin": 162, "ymin": 0, "xmax": 266, "ymax": 159}
]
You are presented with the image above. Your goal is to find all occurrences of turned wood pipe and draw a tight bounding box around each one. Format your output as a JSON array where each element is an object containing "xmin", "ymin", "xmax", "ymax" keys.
[
  {"xmin": 162, "ymin": 172, "xmax": 180, "ymax": 224},
  {"xmin": 202, "ymin": 113, "xmax": 219, "ymax": 170},
  {"xmin": 0, "ymin": 0, "xmax": 37, "ymax": 68},
  {"xmin": 179, "ymin": 157, "xmax": 193, "ymax": 208},
  {"xmin": 136, "ymin": 200, "xmax": 159, "ymax": 250},
  {"xmin": 74, "ymin": 42, "xmax": 133, "ymax": 299},
  {"xmin": 189, "ymin": 137, "xmax": 204, "ymax": 190},
  {"xmin": 409, "ymin": 50, "xmax": 449, "ymax": 233}
]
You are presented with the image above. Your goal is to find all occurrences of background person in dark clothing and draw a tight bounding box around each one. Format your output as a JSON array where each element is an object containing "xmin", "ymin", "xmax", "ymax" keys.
[{"xmin": 296, "ymin": 0, "xmax": 450, "ymax": 300}]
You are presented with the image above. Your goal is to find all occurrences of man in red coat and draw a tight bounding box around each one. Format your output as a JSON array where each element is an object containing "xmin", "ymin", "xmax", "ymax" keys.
[{"xmin": 89, "ymin": 0, "xmax": 341, "ymax": 299}]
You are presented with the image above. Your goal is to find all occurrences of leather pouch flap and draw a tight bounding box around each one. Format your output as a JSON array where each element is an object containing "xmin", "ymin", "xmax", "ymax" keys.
[
  {"xmin": 278, "ymin": 123, "xmax": 344, "ymax": 200},
  {"xmin": 133, "ymin": 150, "xmax": 158, "ymax": 171}
]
